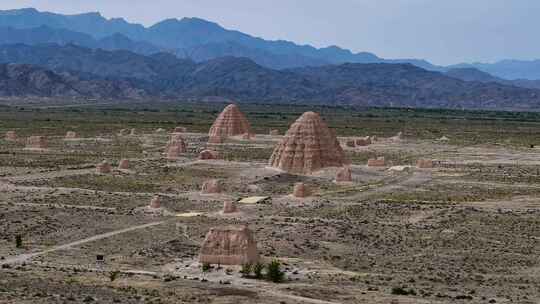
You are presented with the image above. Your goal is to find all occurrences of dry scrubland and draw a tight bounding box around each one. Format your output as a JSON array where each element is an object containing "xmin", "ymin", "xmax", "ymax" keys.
[{"xmin": 1, "ymin": 102, "xmax": 540, "ymax": 304}]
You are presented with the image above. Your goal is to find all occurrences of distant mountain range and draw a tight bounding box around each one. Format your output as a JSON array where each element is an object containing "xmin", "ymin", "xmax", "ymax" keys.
[
  {"xmin": 0, "ymin": 8, "xmax": 540, "ymax": 110},
  {"xmin": 448, "ymin": 61, "xmax": 540, "ymax": 81},
  {"xmin": 444, "ymin": 67, "xmax": 540, "ymax": 90},
  {"xmin": 0, "ymin": 8, "xmax": 539, "ymax": 81},
  {"xmin": 0, "ymin": 63, "xmax": 144, "ymax": 98},
  {"xmin": 0, "ymin": 43, "xmax": 539, "ymax": 110},
  {"xmin": 0, "ymin": 26, "xmax": 161, "ymax": 55}
]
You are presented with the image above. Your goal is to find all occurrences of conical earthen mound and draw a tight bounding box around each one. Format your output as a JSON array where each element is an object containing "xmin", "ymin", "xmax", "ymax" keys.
[
  {"xmin": 268, "ymin": 111, "xmax": 347, "ymax": 174},
  {"xmin": 208, "ymin": 104, "xmax": 252, "ymax": 143}
]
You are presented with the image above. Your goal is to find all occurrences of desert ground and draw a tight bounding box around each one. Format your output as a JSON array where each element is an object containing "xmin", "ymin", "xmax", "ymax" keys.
[{"xmin": 1, "ymin": 102, "xmax": 539, "ymax": 304}]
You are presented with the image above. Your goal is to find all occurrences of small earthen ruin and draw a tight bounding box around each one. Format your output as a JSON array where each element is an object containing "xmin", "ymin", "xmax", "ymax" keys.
[
  {"xmin": 346, "ymin": 140, "xmax": 356, "ymax": 147},
  {"xmin": 336, "ymin": 166, "xmax": 352, "ymax": 182},
  {"xmin": 293, "ymin": 182, "xmax": 310, "ymax": 198},
  {"xmin": 5, "ymin": 131, "xmax": 17, "ymax": 141},
  {"xmin": 201, "ymin": 179, "xmax": 222, "ymax": 194},
  {"xmin": 149, "ymin": 195, "xmax": 161, "ymax": 209},
  {"xmin": 199, "ymin": 225, "xmax": 259, "ymax": 265},
  {"xmin": 268, "ymin": 111, "xmax": 347, "ymax": 174},
  {"xmin": 166, "ymin": 135, "xmax": 187, "ymax": 159},
  {"xmin": 208, "ymin": 104, "xmax": 252, "ymax": 143},
  {"xmin": 417, "ymin": 159, "xmax": 434, "ymax": 168},
  {"xmin": 118, "ymin": 159, "xmax": 129, "ymax": 170},
  {"xmin": 96, "ymin": 160, "xmax": 112, "ymax": 174},
  {"xmin": 367, "ymin": 157, "xmax": 386, "ymax": 167},
  {"xmin": 25, "ymin": 136, "xmax": 47, "ymax": 150},
  {"xmin": 199, "ymin": 149, "xmax": 219, "ymax": 160},
  {"xmin": 167, "ymin": 134, "xmax": 184, "ymax": 146},
  {"xmin": 222, "ymin": 201, "xmax": 238, "ymax": 214},
  {"xmin": 65, "ymin": 131, "xmax": 77, "ymax": 139},
  {"xmin": 356, "ymin": 136, "xmax": 372, "ymax": 146},
  {"xmin": 166, "ymin": 145, "xmax": 184, "ymax": 159}
]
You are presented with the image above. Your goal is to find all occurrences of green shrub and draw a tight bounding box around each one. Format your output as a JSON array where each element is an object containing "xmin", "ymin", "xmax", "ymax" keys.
[
  {"xmin": 201, "ymin": 263, "xmax": 212, "ymax": 272},
  {"xmin": 253, "ymin": 262, "xmax": 265, "ymax": 279},
  {"xmin": 15, "ymin": 235, "xmax": 22, "ymax": 248},
  {"xmin": 391, "ymin": 286, "xmax": 416, "ymax": 296},
  {"xmin": 266, "ymin": 259, "xmax": 285, "ymax": 283},
  {"xmin": 240, "ymin": 263, "xmax": 252, "ymax": 277},
  {"xmin": 109, "ymin": 270, "xmax": 120, "ymax": 282}
]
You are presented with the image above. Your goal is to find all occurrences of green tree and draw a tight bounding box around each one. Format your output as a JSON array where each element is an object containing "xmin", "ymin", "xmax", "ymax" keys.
[
  {"xmin": 15, "ymin": 235, "xmax": 22, "ymax": 248},
  {"xmin": 266, "ymin": 259, "xmax": 285, "ymax": 283},
  {"xmin": 201, "ymin": 263, "xmax": 212, "ymax": 272},
  {"xmin": 253, "ymin": 262, "xmax": 265, "ymax": 279}
]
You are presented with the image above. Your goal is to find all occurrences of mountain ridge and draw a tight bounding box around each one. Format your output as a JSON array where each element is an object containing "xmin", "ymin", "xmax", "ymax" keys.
[
  {"xmin": 0, "ymin": 8, "xmax": 440, "ymax": 71},
  {"xmin": 3, "ymin": 7, "xmax": 540, "ymax": 80},
  {"xmin": 0, "ymin": 43, "xmax": 539, "ymax": 110}
]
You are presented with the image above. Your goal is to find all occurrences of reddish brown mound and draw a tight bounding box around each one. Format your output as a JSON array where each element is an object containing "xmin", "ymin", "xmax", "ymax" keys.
[
  {"xmin": 208, "ymin": 104, "xmax": 252, "ymax": 143},
  {"xmin": 201, "ymin": 179, "xmax": 222, "ymax": 194},
  {"xmin": 417, "ymin": 159, "xmax": 434, "ymax": 168},
  {"xmin": 367, "ymin": 157, "xmax": 386, "ymax": 167},
  {"xmin": 167, "ymin": 134, "xmax": 183, "ymax": 145},
  {"xmin": 241, "ymin": 133, "xmax": 252, "ymax": 140},
  {"xmin": 268, "ymin": 111, "xmax": 347, "ymax": 174},
  {"xmin": 166, "ymin": 145, "xmax": 184, "ymax": 159},
  {"xmin": 199, "ymin": 149, "xmax": 219, "ymax": 160},
  {"xmin": 5, "ymin": 131, "xmax": 17, "ymax": 141},
  {"xmin": 149, "ymin": 195, "xmax": 161, "ymax": 209},
  {"xmin": 118, "ymin": 159, "xmax": 129, "ymax": 169},
  {"xmin": 293, "ymin": 182, "xmax": 310, "ymax": 198},
  {"xmin": 166, "ymin": 136, "xmax": 187, "ymax": 159},
  {"xmin": 346, "ymin": 140, "xmax": 355, "ymax": 147},
  {"xmin": 336, "ymin": 167, "xmax": 352, "ymax": 182},
  {"xmin": 223, "ymin": 201, "xmax": 237, "ymax": 214},
  {"xmin": 199, "ymin": 225, "xmax": 259, "ymax": 265},
  {"xmin": 96, "ymin": 161, "xmax": 112, "ymax": 174},
  {"xmin": 26, "ymin": 136, "xmax": 47, "ymax": 149}
]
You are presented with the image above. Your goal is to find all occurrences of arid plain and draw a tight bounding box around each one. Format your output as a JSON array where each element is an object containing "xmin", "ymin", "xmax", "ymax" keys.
[{"xmin": 1, "ymin": 102, "xmax": 539, "ymax": 304}]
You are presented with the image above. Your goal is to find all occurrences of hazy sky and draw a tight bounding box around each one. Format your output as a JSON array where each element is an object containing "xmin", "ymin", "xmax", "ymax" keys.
[{"xmin": 0, "ymin": 0, "xmax": 538, "ymax": 65}]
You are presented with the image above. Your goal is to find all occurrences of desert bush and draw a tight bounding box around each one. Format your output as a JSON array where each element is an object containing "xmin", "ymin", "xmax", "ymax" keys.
[
  {"xmin": 391, "ymin": 286, "xmax": 416, "ymax": 296},
  {"xmin": 15, "ymin": 235, "xmax": 22, "ymax": 248},
  {"xmin": 240, "ymin": 263, "xmax": 253, "ymax": 277},
  {"xmin": 266, "ymin": 259, "xmax": 285, "ymax": 283},
  {"xmin": 201, "ymin": 263, "xmax": 212, "ymax": 272},
  {"xmin": 253, "ymin": 262, "xmax": 265, "ymax": 279},
  {"xmin": 109, "ymin": 270, "xmax": 120, "ymax": 282}
]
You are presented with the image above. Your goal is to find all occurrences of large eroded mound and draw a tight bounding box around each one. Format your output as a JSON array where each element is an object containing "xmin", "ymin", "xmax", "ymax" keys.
[
  {"xmin": 199, "ymin": 225, "xmax": 259, "ymax": 265},
  {"xmin": 268, "ymin": 111, "xmax": 347, "ymax": 174},
  {"xmin": 208, "ymin": 104, "xmax": 252, "ymax": 143}
]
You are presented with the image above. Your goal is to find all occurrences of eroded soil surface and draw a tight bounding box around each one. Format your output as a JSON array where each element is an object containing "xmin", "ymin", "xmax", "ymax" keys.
[{"xmin": 1, "ymin": 105, "xmax": 540, "ymax": 304}]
